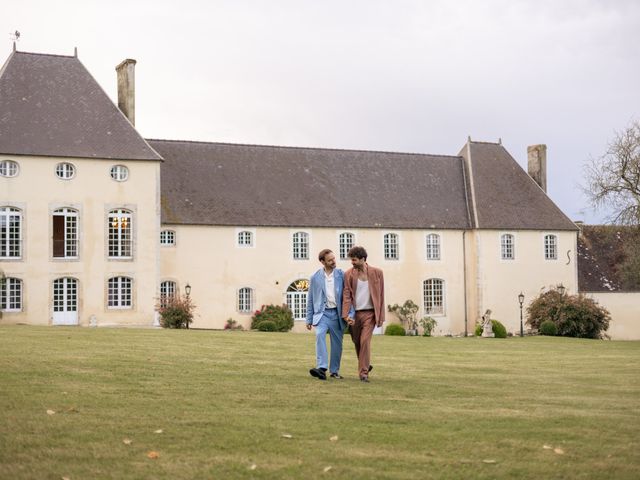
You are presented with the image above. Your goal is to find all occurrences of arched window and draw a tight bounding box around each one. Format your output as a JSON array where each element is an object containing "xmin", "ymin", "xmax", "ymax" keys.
[
  {"xmin": 108, "ymin": 209, "xmax": 132, "ymax": 258},
  {"xmin": 292, "ymin": 232, "xmax": 309, "ymax": 260},
  {"xmin": 108, "ymin": 276, "xmax": 133, "ymax": 309},
  {"xmin": 160, "ymin": 230, "xmax": 175, "ymax": 246},
  {"xmin": 237, "ymin": 231, "xmax": 253, "ymax": 247},
  {"xmin": 237, "ymin": 287, "xmax": 254, "ymax": 313},
  {"xmin": 286, "ymin": 279, "xmax": 309, "ymax": 321},
  {"xmin": 159, "ymin": 280, "xmax": 177, "ymax": 308},
  {"xmin": 426, "ymin": 233, "xmax": 441, "ymax": 261},
  {"xmin": 0, "ymin": 277, "xmax": 22, "ymax": 312},
  {"xmin": 0, "ymin": 206, "xmax": 22, "ymax": 259},
  {"xmin": 544, "ymin": 234, "xmax": 558, "ymax": 260},
  {"xmin": 423, "ymin": 278, "xmax": 445, "ymax": 315},
  {"xmin": 501, "ymin": 233, "xmax": 515, "ymax": 260},
  {"xmin": 339, "ymin": 232, "xmax": 355, "ymax": 260},
  {"xmin": 0, "ymin": 160, "xmax": 19, "ymax": 177},
  {"xmin": 53, "ymin": 208, "xmax": 79, "ymax": 258},
  {"xmin": 384, "ymin": 233, "xmax": 399, "ymax": 260}
]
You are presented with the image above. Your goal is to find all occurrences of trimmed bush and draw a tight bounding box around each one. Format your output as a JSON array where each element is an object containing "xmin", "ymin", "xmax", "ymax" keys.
[
  {"xmin": 474, "ymin": 320, "xmax": 507, "ymax": 338},
  {"xmin": 539, "ymin": 320, "xmax": 558, "ymax": 336},
  {"xmin": 257, "ymin": 320, "xmax": 277, "ymax": 332},
  {"xmin": 156, "ymin": 294, "xmax": 194, "ymax": 329},
  {"xmin": 385, "ymin": 324, "xmax": 406, "ymax": 336},
  {"xmin": 251, "ymin": 304, "xmax": 294, "ymax": 332}
]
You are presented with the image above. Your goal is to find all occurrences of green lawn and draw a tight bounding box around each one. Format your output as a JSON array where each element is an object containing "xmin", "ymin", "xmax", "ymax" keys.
[{"xmin": 0, "ymin": 326, "xmax": 638, "ymax": 479}]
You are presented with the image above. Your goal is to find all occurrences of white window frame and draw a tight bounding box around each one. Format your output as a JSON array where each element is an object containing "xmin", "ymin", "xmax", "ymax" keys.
[
  {"xmin": 338, "ymin": 232, "xmax": 355, "ymax": 260},
  {"xmin": 384, "ymin": 232, "xmax": 399, "ymax": 260},
  {"xmin": 0, "ymin": 160, "xmax": 19, "ymax": 177},
  {"xmin": 286, "ymin": 279, "xmax": 309, "ymax": 321},
  {"xmin": 0, "ymin": 206, "xmax": 22, "ymax": 259},
  {"xmin": 108, "ymin": 209, "xmax": 133, "ymax": 259},
  {"xmin": 425, "ymin": 233, "xmax": 441, "ymax": 261},
  {"xmin": 423, "ymin": 278, "xmax": 445, "ymax": 316},
  {"xmin": 55, "ymin": 162, "xmax": 76, "ymax": 180},
  {"xmin": 110, "ymin": 165, "xmax": 129, "ymax": 182},
  {"xmin": 107, "ymin": 276, "xmax": 133, "ymax": 309},
  {"xmin": 237, "ymin": 230, "xmax": 254, "ymax": 248},
  {"xmin": 237, "ymin": 287, "xmax": 254, "ymax": 313},
  {"xmin": 500, "ymin": 232, "xmax": 515, "ymax": 261},
  {"xmin": 160, "ymin": 229, "xmax": 176, "ymax": 246},
  {"xmin": 53, "ymin": 208, "xmax": 79, "ymax": 259},
  {"xmin": 159, "ymin": 280, "xmax": 177, "ymax": 308},
  {"xmin": 544, "ymin": 233, "xmax": 558, "ymax": 261},
  {"xmin": 292, "ymin": 231, "xmax": 309, "ymax": 260},
  {"xmin": 1, "ymin": 277, "xmax": 22, "ymax": 312}
]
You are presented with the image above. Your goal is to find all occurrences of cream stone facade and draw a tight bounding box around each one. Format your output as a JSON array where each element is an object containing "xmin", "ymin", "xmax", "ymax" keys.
[{"xmin": 585, "ymin": 293, "xmax": 640, "ymax": 341}]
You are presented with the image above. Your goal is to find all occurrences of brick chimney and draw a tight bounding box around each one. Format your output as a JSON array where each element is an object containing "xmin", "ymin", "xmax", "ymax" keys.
[
  {"xmin": 116, "ymin": 59, "xmax": 136, "ymax": 125},
  {"xmin": 527, "ymin": 144, "xmax": 547, "ymax": 192}
]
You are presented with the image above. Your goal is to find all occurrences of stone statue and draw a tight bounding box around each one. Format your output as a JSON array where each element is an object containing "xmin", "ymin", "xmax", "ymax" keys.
[{"xmin": 481, "ymin": 309, "xmax": 495, "ymax": 338}]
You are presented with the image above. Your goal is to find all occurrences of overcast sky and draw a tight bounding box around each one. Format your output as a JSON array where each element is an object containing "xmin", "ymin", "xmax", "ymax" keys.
[{"xmin": 3, "ymin": 0, "xmax": 640, "ymax": 223}]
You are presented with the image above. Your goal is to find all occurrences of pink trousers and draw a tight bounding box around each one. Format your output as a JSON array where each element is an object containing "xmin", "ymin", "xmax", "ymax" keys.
[{"xmin": 350, "ymin": 310, "xmax": 376, "ymax": 378}]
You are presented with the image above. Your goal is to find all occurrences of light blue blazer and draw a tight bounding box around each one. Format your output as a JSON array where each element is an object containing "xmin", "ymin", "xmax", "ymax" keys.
[{"xmin": 306, "ymin": 268, "xmax": 347, "ymax": 331}]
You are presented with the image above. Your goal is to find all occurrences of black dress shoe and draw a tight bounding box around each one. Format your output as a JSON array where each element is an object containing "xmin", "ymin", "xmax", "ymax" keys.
[
  {"xmin": 330, "ymin": 373, "xmax": 343, "ymax": 379},
  {"xmin": 360, "ymin": 376, "xmax": 370, "ymax": 383},
  {"xmin": 310, "ymin": 368, "xmax": 327, "ymax": 380},
  {"xmin": 368, "ymin": 365, "xmax": 373, "ymax": 373}
]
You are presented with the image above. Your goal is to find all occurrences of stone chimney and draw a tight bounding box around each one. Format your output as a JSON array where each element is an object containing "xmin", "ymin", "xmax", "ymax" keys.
[
  {"xmin": 527, "ymin": 144, "xmax": 547, "ymax": 192},
  {"xmin": 116, "ymin": 59, "xmax": 136, "ymax": 125}
]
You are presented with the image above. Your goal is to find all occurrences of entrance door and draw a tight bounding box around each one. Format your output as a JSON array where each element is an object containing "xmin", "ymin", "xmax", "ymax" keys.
[{"xmin": 52, "ymin": 278, "xmax": 78, "ymax": 325}]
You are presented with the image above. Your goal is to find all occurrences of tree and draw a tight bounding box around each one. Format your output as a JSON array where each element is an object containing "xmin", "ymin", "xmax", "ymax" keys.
[
  {"xmin": 585, "ymin": 120, "xmax": 640, "ymax": 225},
  {"xmin": 388, "ymin": 300, "xmax": 419, "ymax": 333}
]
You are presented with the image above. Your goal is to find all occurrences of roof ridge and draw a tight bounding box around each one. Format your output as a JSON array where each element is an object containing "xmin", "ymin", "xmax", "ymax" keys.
[
  {"xmin": 14, "ymin": 50, "xmax": 76, "ymax": 59},
  {"xmin": 470, "ymin": 139, "xmax": 503, "ymax": 146},
  {"xmin": 146, "ymin": 138, "xmax": 462, "ymax": 159}
]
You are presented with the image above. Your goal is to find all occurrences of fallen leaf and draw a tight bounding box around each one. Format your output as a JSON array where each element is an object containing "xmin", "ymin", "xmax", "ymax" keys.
[
  {"xmin": 554, "ymin": 448, "xmax": 565, "ymax": 455},
  {"xmin": 62, "ymin": 392, "xmax": 68, "ymax": 395},
  {"xmin": 323, "ymin": 466, "xmax": 332, "ymax": 473},
  {"xmin": 62, "ymin": 477, "xmax": 71, "ymax": 480},
  {"xmin": 329, "ymin": 435, "xmax": 339, "ymax": 442},
  {"xmin": 47, "ymin": 409, "xmax": 56, "ymax": 415},
  {"xmin": 66, "ymin": 406, "xmax": 79, "ymax": 413},
  {"xmin": 543, "ymin": 445, "xmax": 553, "ymax": 450},
  {"xmin": 123, "ymin": 438, "xmax": 132, "ymax": 445},
  {"xmin": 281, "ymin": 434, "xmax": 293, "ymax": 439},
  {"xmin": 248, "ymin": 464, "xmax": 257, "ymax": 470},
  {"xmin": 154, "ymin": 429, "xmax": 163, "ymax": 434},
  {"xmin": 147, "ymin": 451, "xmax": 159, "ymax": 459},
  {"xmin": 482, "ymin": 459, "xmax": 497, "ymax": 464}
]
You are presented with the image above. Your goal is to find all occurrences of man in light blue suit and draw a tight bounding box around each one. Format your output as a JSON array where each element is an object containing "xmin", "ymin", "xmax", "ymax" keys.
[{"xmin": 306, "ymin": 249, "xmax": 347, "ymax": 380}]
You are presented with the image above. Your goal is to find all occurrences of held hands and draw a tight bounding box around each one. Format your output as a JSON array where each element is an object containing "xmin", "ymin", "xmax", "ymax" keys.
[
  {"xmin": 306, "ymin": 324, "xmax": 312, "ymax": 331},
  {"xmin": 344, "ymin": 317, "xmax": 355, "ymax": 326}
]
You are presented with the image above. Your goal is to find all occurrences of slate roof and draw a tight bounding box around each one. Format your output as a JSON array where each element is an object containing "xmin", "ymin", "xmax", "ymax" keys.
[
  {"xmin": 150, "ymin": 139, "xmax": 473, "ymax": 229},
  {"xmin": 0, "ymin": 50, "xmax": 161, "ymax": 161},
  {"xmin": 460, "ymin": 141, "xmax": 577, "ymax": 230}
]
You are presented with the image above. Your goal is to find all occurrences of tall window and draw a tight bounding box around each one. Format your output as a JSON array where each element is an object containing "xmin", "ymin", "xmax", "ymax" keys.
[
  {"xmin": 286, "ymin": 279, "xmax": 309, "ymax": 321},
  {"xmin": 108, "ymin": 209, "xmax": 132, "ymax": 258},
  {"xmin": 159, "ymin": 280, "xmax": 176, "ymax": 308},
  {"xmin": 501, "ymin": 233, "xmax": 515, "ymax": 260},
  {"xmin": 55, "ymin": 162, "xmax": 75, "ymax": 179},
  {"xmin": 544, "ymin": 234, "xmax": 558, "ymax": 260},
  {"xmin": 53, "ymin": 208, "xmax": 78, "ymax": 258},
  {"xmin": 160, "ymin": 230, "xmax": 175, "ymax": 246},
  {"xmin": 384, "ymin": 233, "xmax": 399, "ymax": 260},
  {"xmin": 0, "ymin": 277, "xmax": 22, "ymax": 312},
  {"xmin": 0, "ymin": 207, "xmax": 21, "ymax": 259},
  {"xmin": 423, "ymin": 278, "xmax": 444, "ymax": 315},
  {"xmin": 292, "ymin": 232, "xmax": 309, "ymax": 260},
  {"xmin": 0, "ymin": 160, "xmax": 19, "ymax": 177},
  {"xmin": 339, "ymin": 232, "xmax": 355, "ymax": 260},
  {"xmin": 238, "ymin": 287, "xmax": 253, "ymax": 313},
  {"xmin": 426, "ymin": 233, "xmax": 441, "ymax": 261},
  {"xmin": 238, "ymin": 231, "xmax": 253, "ymax": 247},
  {"xmin": 108, "ymin": 276, "xmax": 132, "ymax": 309}
]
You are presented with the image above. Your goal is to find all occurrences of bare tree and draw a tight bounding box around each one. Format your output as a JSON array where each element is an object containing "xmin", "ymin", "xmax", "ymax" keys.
[{"xmin": 585, "ymin": 120, "xmax": 640, "ymax": 225}]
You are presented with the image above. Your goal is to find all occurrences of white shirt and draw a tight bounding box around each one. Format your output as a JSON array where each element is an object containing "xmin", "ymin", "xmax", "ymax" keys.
[
  {"xmin": 324, "ymin": 270, "xmax": 337, "ymax": 308},
  {"xmin": 355, "ymin": 279, "xmax": 374, "ymax": 310}
]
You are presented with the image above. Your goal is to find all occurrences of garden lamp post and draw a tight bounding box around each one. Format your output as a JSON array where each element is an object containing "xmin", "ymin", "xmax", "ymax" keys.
[
  {"xmin": 557, "ymin": 283, "xmax": 566, "ymax": 296},
  {"xmin": 518, "ymin": 292, "xmax": 525, "ymax": 337},
  {"xmin": 185, "ymin": 283, "xmax": 191, "ymax": 329}
]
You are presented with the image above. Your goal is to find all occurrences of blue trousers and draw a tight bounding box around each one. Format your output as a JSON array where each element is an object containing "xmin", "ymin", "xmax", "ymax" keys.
[{"xmin": 315, "ymin": 308, "xmax": 343, "ymax": 374}]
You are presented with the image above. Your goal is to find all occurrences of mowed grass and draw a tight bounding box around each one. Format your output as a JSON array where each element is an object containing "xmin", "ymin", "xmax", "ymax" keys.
[{"xmin": 0, "ymin": 326, "xmax": 638, "ymax": 480}]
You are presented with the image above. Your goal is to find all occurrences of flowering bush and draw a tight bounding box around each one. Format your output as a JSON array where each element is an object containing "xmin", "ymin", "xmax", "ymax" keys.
[
  {"xmin": 156, "ymin": 294, "xmax": 195, "ymax": 329},
  {"xmin": 251, "ymin": 304, "xmax": 294, "ymax": 332},
  {"xmin": 224, "ymin": 318, "xmax": 244, "ymax": 331}
]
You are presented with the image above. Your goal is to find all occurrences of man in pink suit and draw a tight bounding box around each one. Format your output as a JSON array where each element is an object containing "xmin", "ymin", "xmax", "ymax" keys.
[{"xmin": 342, "ymin": 246, "xmax": 385, "ymax": 382}]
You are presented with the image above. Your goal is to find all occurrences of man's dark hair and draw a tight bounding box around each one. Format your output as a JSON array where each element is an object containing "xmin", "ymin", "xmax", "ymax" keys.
[
  {"xmin": 318, "ymin": 249, "xmax": 333, "ymax": 262},
  {"xmin": 348, "ymin": 246, "xmax": 368, "ymax": 260}
]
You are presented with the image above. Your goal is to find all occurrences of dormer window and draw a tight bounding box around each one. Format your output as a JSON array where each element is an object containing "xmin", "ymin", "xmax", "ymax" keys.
[
  {"xmin": 55, "ymin": 162, "xmax": 76, "ymax": 180},
  {"xmin": 110, "ymin": 165, "xmax": 129, "ymax": 182},
  {"xmin": 0, "ymin": 160, "xmax": 19, "ymax": 177}
]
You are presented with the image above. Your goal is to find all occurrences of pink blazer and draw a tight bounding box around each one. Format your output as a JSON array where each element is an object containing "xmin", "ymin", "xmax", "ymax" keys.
[{"xmin": 342, "ymin": 264, "xmax": 385, "ymax": 327}]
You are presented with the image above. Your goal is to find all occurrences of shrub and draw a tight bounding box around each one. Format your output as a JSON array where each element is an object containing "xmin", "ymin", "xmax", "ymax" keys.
[
  {"xmin": 385, "ymin": 324, "xmax": 406, "ymax": 336},
  {"xmin": 419, "ymin": 316, "xmax": 438, "ymax": 336},
  {"xmin": 224, "ymin": 318, "xmax": 244, "ymax": 331},
  {"xmin": 156, "ymin": 294, "xmax": 195, "ymax": 329},
  {"xmin": 257, "ymin": 320, "xmax": 277, "ymax": 332},
  {"xmin": 474, "ymin": 320, "xmax": 507, "ymax": 338},
  {"xmin": 388, "ymin": 300, "xmax": 419, "ymax": 331},
  {"xmin": 251, "ymin": 304, "xmax": 294, "ymax": 332},
  {"xmin": 539, "ymin": 320, "xmax": 558, "ymax": 336},
  {"xmin": 527, "ymin": 290, "xmax": 611, "ymax": 339}
]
